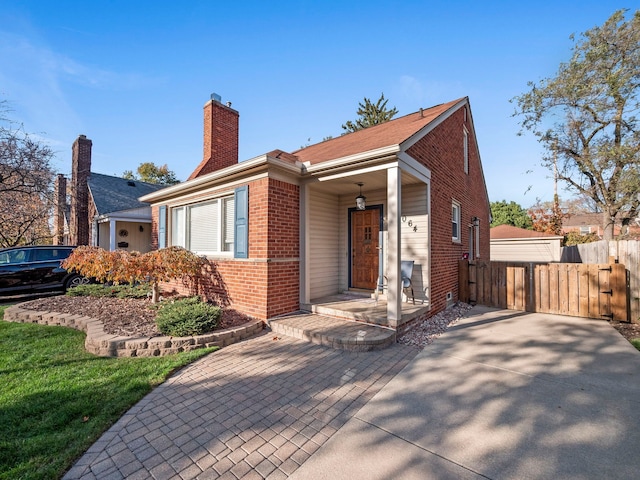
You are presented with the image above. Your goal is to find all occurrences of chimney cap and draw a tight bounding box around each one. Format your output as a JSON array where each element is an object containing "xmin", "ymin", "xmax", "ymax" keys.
[{"xmin": 210, "ymin": 93, "xmax": 222, "ymax": 103}]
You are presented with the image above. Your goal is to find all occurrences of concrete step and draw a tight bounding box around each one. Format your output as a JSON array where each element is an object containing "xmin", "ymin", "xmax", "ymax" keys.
[{"xmin": 268, "ymin": 312, "xmax": 396, "ymax": 351}]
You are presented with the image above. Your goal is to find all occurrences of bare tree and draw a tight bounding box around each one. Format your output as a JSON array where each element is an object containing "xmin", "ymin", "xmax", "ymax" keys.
[{"xmin": 0, "ymin": 105, "xmax": 56, "ymax": 247}]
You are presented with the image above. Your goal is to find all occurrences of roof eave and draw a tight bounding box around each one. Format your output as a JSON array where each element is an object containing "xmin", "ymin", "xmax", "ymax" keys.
[
  {"xmin": 302, "ymin": 144, "xmax": 401, "ymax": 175},
  {"xmin": 490, "ymin": 236, "xmax": 564, "ymax": 241},
  {"xmin": 139, "ymin": 154, "xmax": 302, "ymax": 203},
  {"xmin": 400, "ymin": 97, "xmax": 468, "ymax": 151}
]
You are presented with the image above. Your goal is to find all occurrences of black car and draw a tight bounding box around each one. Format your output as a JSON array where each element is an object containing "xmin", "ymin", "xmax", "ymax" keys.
[{"xmin": 0, "ymin": 245, "xmax": 88, "ymax": 296}]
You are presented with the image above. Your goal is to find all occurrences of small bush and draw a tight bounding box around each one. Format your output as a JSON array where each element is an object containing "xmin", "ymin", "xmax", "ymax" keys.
[
  {"xmin": 155, "ymin": 297, "xmax": 221, "ymax": 337},
  {"xmin": 66, "ymin": 283, "xmax": 151, "ymax": 299}
]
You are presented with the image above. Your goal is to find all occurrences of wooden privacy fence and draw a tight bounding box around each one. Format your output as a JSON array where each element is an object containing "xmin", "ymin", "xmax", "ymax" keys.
[
  {"xmin": 561, "ymin": 240, "xmax": 639, "ymax": 322},
  {"xmin": 459, "ymin": 260, "xmax": 629, "ymax": 322}
]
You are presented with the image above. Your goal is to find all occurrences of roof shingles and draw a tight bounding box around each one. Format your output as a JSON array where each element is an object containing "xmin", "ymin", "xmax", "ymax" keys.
[
  {"xmin": 490, "ymin": 224, "xmax": 562, "ymax": 239},
  {"xmin": 87, "ymin": 173, "xmax": 165, "ymax": 215},
  {"xmin": 293, "ymin": 98, "xmax": 464, "ymax": 164}
]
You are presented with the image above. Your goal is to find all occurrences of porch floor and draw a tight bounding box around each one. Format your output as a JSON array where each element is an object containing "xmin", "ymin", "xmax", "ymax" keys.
[
  {"xmin": 302, "ymin": 292, "xmax": 429, "ymax": 327},
  {"xmin": 268, "ymin": 293, "xmax": 430, "ymax": 351}
]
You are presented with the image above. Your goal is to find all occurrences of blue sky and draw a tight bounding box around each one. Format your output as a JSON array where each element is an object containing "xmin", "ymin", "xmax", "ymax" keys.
[{"xmin": 0, "ymin": 1, "xmax": 628, "ymax": 208}]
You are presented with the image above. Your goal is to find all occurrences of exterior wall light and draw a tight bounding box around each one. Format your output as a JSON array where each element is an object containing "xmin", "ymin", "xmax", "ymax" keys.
[{"xmin": 355, "ymin": 182, "xmax": 366, "ymax": 210}]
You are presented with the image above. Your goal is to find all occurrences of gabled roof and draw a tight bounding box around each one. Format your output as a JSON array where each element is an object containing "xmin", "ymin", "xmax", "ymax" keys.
[
  {"xmin": 293, "ymin": 98, "xmax": 464, "ymax": 165},
  {"xmin": 87, "ymin": 173, "xmax": 165, "ymax": 215},
  {"xmin": 490, "ymin": 224, "xmax": 563, "ymax": 240},
  {"xmin": 140, "ymin": 96, "xmax": 479, "ymax": 204}
]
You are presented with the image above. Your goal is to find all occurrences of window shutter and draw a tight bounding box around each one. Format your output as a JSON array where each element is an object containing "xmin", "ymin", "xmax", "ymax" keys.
[
  {"xmin": 158, "ymin": 205, "xmax": 167, "ymax": 249},
  {"xmin": 223, "ymin": 197, "xmax": 235, "ymax": 252},
  {"xmin": 234, "ymin": 185, "xmax": 249, "ymax": 258}
]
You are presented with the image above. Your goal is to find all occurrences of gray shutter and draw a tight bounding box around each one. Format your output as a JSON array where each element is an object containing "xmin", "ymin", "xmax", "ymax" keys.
[
  {"xmin": 158, "ymin": 205, "xmax": 167, "ymax": 249},
  {"xmin": 234, "ymin": 186, "xmax": 248, "ymax": 258}
]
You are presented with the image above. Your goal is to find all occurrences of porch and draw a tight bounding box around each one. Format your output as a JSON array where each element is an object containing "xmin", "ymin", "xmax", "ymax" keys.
[
  {"xmin": 302, "ymin": 292, "xmax": 429, "ymax": 329},
  {"xmin": 300, "ymin": 156, "xmax": 432, "ymax": 329}
]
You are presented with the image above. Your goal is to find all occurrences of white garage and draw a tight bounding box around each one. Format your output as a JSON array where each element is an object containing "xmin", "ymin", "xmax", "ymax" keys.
[{"xmin": 490, "ymin": 224, "xmax": 563, "ymax": 262}]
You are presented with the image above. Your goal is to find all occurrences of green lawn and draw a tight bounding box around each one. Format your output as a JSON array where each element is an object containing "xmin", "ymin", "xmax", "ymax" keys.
[{"xmin": 0, "ymin": 305, "xmax": 217, "ymax": 480}]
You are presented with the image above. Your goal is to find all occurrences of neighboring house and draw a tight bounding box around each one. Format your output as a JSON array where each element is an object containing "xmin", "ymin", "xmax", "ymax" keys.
[
  {"xmin": 140, "ymin": 94, "xmax": 491, "ymax": 329},
  {"xmin": 52, "ymin": 135, "xmax": 165, "ymax": 252},
  {"xmin": 561, "ymin": 213, "xmax": 605, "ymax": 238},
  {"xmin": 490, "ymin": 224, "xmax": 563, "ymax": 262},
  {"xmin": 562, "ymin": 213, "xmax": 640, "ymax": 239}
]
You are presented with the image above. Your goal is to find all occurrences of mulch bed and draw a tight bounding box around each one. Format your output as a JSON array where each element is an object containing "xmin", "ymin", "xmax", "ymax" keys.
[
  {"xmin": 610, "ymin": 320, "xmax": 640, "ymax": 344},
  {"xmin": 21, "ymin": 295, "xmax": 255, "ymax": 338}
]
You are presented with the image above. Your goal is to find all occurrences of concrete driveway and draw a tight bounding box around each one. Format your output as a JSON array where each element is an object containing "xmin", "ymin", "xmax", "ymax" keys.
[{"xmin": 292, "ymin": 306, "xmax": 640, "ymax": 479}]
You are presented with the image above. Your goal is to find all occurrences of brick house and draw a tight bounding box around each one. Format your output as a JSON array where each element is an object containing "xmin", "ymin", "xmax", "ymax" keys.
[
  {"xmin": 562, "ymin": 213, "xmax": 640, "ymax": 239},
  {"xmin": 140, "ymin": 94, "xmax": 491, "ymax": 329},
  {"xmin": 53, "ymin": 135, "xmax": 165, "ymax": 252}
]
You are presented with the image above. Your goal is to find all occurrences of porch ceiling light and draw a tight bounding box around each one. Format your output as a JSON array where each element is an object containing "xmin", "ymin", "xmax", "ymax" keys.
[{"xmin": 355, "ymin": 183, "xmax": 366, "ymax": 210}]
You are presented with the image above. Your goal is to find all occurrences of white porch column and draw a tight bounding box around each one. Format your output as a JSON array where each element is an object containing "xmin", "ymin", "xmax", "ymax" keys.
[
  {"xmin": 299, "ymin": 183, "xmax": 310, "ymax": 304},
  {"xmin": 387, "ymin": 166, "xmax": 402, "ymax": 323},
  {"xmin": 109, "ymin": 219, "xmax": 117, "ymax": 251}
]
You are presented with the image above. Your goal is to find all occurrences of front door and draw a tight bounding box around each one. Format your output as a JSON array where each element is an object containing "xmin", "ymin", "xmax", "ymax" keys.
[{"xmin": 351, "ymin": 207, "xmax": 381, "ymax": 290}]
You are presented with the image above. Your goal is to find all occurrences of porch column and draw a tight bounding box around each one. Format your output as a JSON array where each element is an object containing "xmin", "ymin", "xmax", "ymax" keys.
[
  {"xmin": 387, "ymin": 166, "xmax": 402, "ymax": 323},
  {"xmin": 299, "ymin": 183, "xmax": 310, "ymax": 304},
  {"xmin": 109, "ymin": 219, "xmax": 117, "ymax": 251}
]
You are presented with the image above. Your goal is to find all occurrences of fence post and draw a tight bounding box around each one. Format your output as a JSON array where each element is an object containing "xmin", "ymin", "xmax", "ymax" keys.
[{"xmin": 526, "ymin": 263, "xmax": 534, "ymax": 312}]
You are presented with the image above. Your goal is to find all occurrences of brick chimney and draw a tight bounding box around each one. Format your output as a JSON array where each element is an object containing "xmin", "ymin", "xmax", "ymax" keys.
[
  {"xmin": 188, "ymin": 93, "xmax": 239, "ymax": 180},
  {"xmin": 53, "ymin": 174, "xmax": 67, "ymax": 245},
  {"xmin": 69, "ymin": 135, "xmax": 92, "ymax": 246}
]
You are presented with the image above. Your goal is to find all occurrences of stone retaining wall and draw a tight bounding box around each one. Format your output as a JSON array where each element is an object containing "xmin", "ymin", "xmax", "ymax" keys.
[{"xmin": 3, "ymin": 304, "xmax": 264, "ymax": 357}]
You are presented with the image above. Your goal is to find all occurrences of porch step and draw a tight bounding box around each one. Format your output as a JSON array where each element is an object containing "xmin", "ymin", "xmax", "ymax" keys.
[{"xmin": 268, "ymin": 313, "xmax": 396, "ymax": 351}]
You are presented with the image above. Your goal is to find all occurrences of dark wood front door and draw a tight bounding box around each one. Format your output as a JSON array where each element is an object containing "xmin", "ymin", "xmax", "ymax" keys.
[{"xmin": 351, "ymin": 207, "xmax": 380, "ymax": 290}]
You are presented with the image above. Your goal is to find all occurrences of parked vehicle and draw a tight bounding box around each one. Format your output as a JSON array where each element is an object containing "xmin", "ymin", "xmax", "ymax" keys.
[{"xmin": 0, "ymin": 246, "xmax": 88, "ymax": 296}]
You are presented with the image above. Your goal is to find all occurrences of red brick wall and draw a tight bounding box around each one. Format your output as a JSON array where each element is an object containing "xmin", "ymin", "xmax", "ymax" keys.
[
  {"xmin": 407, "ymin": 106, "xmax": 490, "ymax": 315},
  {"xmin": 69, "ymin": 135, "xmax": 92, "ymax": 246},
  {"xmin": 188, "ymin": 100, "xmax": 239, "ymax": 179},
  {"xmin": 159, "ymin": 176, "xmax": 300, "ymax": 320},
  {"xmin": 151, "ymin": 205, "xmax": 160, "ymax": 250}
]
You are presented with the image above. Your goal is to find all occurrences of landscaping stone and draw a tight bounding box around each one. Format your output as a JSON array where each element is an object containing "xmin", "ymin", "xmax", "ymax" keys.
[{"xmin": 3, "ymin": 303, "xmax": 265, "ymax": 358}]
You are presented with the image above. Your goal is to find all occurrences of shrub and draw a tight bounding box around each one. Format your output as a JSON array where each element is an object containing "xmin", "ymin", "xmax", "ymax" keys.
[
  {"xmin": 155, "ymin": 297, "xmax": 221, "ymax": 337},
  {"xmin": 62, "ymin": 246, "xmax": 203, "ymax": 303},
  {"xmin": 563, "ymin": 231, "xmax": 600, "ymax": 246},
  {"xmin": 66, "ymin": 283, "xmax": 151, "ymax": 299}
]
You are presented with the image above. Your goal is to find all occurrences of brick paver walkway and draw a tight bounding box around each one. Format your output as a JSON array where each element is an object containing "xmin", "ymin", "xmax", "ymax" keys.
[{"xmin": 64, "ymin": 332, "xmax": 419, "ymax": 479}]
